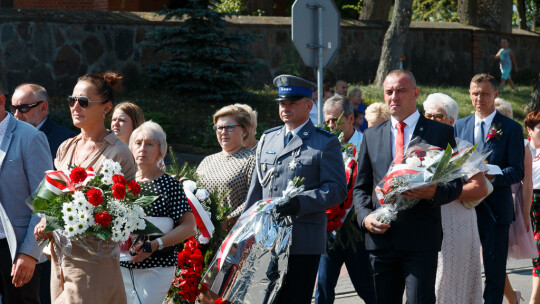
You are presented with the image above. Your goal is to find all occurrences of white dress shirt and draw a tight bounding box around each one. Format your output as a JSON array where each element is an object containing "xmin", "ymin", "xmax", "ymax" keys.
[
  {"xmin": 286, "ymin": 118, "xmax": 310, "ymax": 136},
  {"xmin": 474, "ymin": 110, "xmax": 497, "ymax": 144},
  {"xmin": 390, "ymin": 110, "xmax": 421, "ymax": 158}
]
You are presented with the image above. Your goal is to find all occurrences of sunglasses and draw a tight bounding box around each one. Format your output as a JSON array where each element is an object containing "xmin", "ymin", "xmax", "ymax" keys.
[
  {"xmin": 213, "ymin": 124, "xmax": 240, "ymax": 133},
  {"xmin": 10, "ymin": 100, "xmax": 44, "ymax": 114},
  {"xmin": 425, "ymin": 113, "xmax": 446, "ymax": 121},
  {"xmin": 68, "ymin": 96, "xmax": 104, "ymax": 108}
]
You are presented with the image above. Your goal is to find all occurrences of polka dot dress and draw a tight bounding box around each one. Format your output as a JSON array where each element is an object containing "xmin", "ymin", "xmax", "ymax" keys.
[{"xmin": 120, "ymin": 173, "xmax": 191, "ymax": 269}]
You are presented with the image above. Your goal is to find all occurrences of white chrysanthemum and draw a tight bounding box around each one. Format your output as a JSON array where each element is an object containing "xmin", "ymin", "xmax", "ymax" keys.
[
  {"xmin": 65, "ymin": 224, "xmax": 79, "ymax": 237},
  {"xmin": 198, "ymin": 235, "xmax": 211, "ymax": 245},
  {"xmin": 423, "ymin": 156, "xmax": 438, "ymax": 168},
  {"xmin": 195, "ymin": 188, "xmax": 210, "ymax": 201},
  {"xmin": 133, "ymin": 205, "xmax": 146, "ymax": 218},
  {"xmin": 405, "ymin": 156, "xmax": 422, "ymax": 168},
  {"xmin": 63, "ymin": 212, "xmax": 78, "ymax": 226},
  {"xmin": 62, "ymin": 202, "xmax": 77, "ymax": 214},
  {"xmin": 183, "ymin": 180, "xmax": 197, "ymax": 193},
  {"xmin": 72, "ymin": 191, "xmax": 86, "ymax": 201}
]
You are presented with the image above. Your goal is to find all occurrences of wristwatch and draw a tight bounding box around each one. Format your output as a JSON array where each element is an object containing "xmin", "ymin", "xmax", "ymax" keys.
[{"xmin": 156, "ymin": 237, "xmax": 164, "ymax": 251}]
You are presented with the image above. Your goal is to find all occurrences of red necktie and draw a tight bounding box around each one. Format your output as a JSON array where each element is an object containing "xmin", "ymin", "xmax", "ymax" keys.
[{"xmin": 395, "ymin": 121, "xmax": 406, "ymax": 164}]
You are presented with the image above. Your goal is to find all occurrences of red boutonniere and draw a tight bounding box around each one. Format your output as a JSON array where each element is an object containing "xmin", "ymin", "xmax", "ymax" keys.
[{"xmin": 485, "ymin": 123, "xmax": 503, "ymax": 142}]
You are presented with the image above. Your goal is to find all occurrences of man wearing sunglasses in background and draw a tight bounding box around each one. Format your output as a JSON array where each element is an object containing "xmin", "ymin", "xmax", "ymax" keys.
[
  {"xmin": 11, "ymin": 83, "xmax": 76, "ymax": 161},
  {"xmin": 0, "ymin": 83, "xmax": 53, "ymax": 303}
]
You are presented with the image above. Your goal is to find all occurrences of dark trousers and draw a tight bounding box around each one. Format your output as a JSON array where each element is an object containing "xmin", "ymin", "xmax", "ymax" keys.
[
  {"xmin": 477, "ymin": 216, "xmax": 510, "ymax": 304},
  {"xmin": 39, "ymin": 260, "xmax": 51, "ymax": 304},
  {"xmin": 369, "ymin": 249, "xmax": 438, "ymax": 304},
  {"xmin": 315, "ymin": 233, "xmax": 376, "ymax": 304},
  {"xmin": 275, "ymin": 254, "xmax": 320, "ymax": 304},
  {"xmin": 0, "ymin": 239, "xmax": 42, "ymax": 304}
]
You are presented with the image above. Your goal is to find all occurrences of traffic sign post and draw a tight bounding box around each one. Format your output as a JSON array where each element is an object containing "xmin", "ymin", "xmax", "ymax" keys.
[{"xmin": 292, "ymin": 0, "xmax": 340, "ymax": 124}]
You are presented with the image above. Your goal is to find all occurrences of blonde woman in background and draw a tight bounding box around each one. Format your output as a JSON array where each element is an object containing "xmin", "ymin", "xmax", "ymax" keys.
[
  {"xmin": 364, "ymin": 102, "xmax": 390, "ymax": 127},
  {"xmin": 234, "ymin": 103, "xmax": 258, "ymax": 150},
  {"xmin": 111, "ymin": 101, "xmax": 145, "ymax": 146},
  {"xmin": 196, "ymin": 105, "xmax": 256, "ymax": 230}
]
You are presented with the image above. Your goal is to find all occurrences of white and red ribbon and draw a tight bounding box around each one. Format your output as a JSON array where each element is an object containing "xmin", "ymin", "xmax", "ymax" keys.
[
  {"xmin": 44, "ymin": 168, "xmax": 96, "ymax": 195},
  {"xmin": 184, "ymin": 189, "xmax": 215, "ymax": 239}
]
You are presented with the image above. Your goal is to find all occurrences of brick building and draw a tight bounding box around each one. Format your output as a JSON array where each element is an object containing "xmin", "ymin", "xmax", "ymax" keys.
[{"xmin": 0, "ymin": 0, "xmax": 172, "ymax": 11}]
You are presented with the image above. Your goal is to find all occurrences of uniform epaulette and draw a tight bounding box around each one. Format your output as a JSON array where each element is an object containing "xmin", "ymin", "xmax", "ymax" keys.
[
  {"xmin": 264, "ymin": 126, "xmax": 282, "ymax": 134},
  {"xmin": 315, "ymin": 127, "xmax": 335, "ymax": 137}
]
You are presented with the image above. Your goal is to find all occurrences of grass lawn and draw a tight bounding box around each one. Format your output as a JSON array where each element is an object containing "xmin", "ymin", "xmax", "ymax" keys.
[
  {"xmin": 47, "ymin": 83, "xmax": 534, "ymax": 155},
  {"xmin": 359, "ymin": 84, "xmax": 533, "ymax": 124}
]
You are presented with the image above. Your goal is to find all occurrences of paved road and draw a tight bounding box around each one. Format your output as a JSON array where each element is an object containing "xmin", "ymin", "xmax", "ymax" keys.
[{"xmin": 318, "ymin": 258, "xmax": 534, "ymax": 303}]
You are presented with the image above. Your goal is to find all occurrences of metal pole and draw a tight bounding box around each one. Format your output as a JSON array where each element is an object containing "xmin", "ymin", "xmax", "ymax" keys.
[{"xmin": 317, "ymin": 5, "xmax": 324, "ymax": 125}]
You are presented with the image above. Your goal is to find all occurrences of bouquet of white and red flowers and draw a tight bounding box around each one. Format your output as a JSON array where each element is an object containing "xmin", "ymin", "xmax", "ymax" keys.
[
  {"xmin": 373, "ymin": 138, "xmax": 489, "ymax": 223},
  {"xmin": 31, "ymin": 159, "xmax": 161, "ymax": 242}
]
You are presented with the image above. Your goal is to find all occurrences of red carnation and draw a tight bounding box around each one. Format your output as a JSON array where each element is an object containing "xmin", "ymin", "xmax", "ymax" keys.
[
  {"xmin": 112, "ymin": 183, "xmax": 127, "ymax": 200},
  {"xmin": 86, "ymin": 188, "xmax": 104, "ymax": 206},
  {"xmin": 70, "ymin": 167, "xmax": 87, "ymax": 184},
  {"xmin": 94, "ymin": 211, "xmax": 111, "ymax": 227},
  {"xmin": 112, "ymin": 174, "xmax": 127, "ymax": 186},
  {"xmin": 128, "ymin": 180, "xmax": 141, "ymax": 196}
]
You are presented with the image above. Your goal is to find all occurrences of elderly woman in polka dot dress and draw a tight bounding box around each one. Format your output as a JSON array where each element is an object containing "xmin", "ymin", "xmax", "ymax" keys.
[
  {"xmin": 196, "ymin": 105, "xmax": 256, "ymax": 230},
  {"xmin": 120, "ymin": 121, "xmax": 196, "ymax": 304}
]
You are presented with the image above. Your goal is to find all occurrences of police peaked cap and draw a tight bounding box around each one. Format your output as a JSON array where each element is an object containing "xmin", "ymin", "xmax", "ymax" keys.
[{"xmin": 273, "ymin": 75, "xmax": 316, "ymax": 102}]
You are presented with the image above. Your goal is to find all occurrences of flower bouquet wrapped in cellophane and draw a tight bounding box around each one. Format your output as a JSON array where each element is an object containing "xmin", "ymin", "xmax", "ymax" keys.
[
  {"xmin": 200, "ymin": 177, "xmax": 305, "ymax": 304},
  {"xmin": 29, "ymin": 159, "xmax": 161, "ymax": 261},
  {"xmin": 373, "ymin": 138, "xmax": 490, "ymax": 224}
]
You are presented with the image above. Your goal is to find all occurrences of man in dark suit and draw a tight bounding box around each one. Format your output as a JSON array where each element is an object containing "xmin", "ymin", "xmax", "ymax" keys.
[
  {"xmin": 353, "ymin": 70, "xmax": 463, "ymax": 303},
  {"xmin": 245, "ymin": 75, "xmax": 347, "ymax": 304},
  {"xmin": 454, "ymin": 73, "xmax": 524, "ymax": 304},
  {"xmin": 11, "ymin": 83, "xmax": 76, "ymax": 160},
  {"xmin": 10, "ymin": 83, "xmax": 75, "ymax": 304}
]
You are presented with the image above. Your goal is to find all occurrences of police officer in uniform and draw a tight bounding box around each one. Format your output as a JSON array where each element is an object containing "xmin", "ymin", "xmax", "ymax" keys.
[{"xmin": 244, "ymin": 75, "xmax": 347, "ymax": 303}]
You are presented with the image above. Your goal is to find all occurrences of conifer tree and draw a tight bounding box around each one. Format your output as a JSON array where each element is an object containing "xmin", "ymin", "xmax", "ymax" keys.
[{"xmin": 145, "ymin": 0, "xmax": 258, "ymax": 102}]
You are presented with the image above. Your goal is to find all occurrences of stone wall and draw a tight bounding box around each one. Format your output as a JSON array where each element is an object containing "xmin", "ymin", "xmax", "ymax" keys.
[{"xmin": 0, "ymin": 10, "xmax": 539, "ymax": 96}]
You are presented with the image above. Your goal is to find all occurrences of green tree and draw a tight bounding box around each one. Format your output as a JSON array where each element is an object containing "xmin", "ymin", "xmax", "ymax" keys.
[
  {"xmin": 412, "ymin": 0, "xmax": 459, "ymax": 22},
  {"xmin": 145, "ymin": 0, "xmax": 258, "ymax": 103}
]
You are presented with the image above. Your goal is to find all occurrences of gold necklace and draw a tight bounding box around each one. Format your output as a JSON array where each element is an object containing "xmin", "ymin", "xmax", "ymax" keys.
[{"xmin": 74, "ymin": 131, "xmax": 108, "ymax": 166}]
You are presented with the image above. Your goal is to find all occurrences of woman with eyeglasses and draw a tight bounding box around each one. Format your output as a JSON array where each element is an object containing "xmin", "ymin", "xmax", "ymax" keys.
[
  {"xmin": 423, "ymin": 93, "xmax": 488, "ymax": 303},
  {"xmin": 196, "ymin": 105, "xmax": 255, "ymax": 231},
  {"xmin": 35, "ymin": 72, "xmax": 136, "ymax": 303},
  {"xmin": 111, "ymin": 101, "xmax": 145, "ymax": 146}
]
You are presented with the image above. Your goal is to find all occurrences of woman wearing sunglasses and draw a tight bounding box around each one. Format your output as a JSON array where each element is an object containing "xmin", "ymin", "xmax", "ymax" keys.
[
  {"xmin": 196, "ymin": 105, "xmax": 255, "ymax": 231},
  {"xmin": 36, "ymin": 72, "xmax": 136, "ymax": 303}
]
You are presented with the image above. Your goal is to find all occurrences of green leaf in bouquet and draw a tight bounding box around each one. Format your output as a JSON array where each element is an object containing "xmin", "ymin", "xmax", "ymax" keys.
[
  {"xmin": 430, "ymin": 144, "xmax": 453, "ymax": 180},
  {"xmin": 135, "ymin": 195, "xmax": 160, "ymax": 207},
  {"xmin": 33, "ymin": 197, "xmax": 53, "ymax": 213},
  {"xmin": 44, "ymin": 215, "xmax": 64, "ymax": 232},
  {"xmin": 133, "ymin": 219, "xmax": 163, "ymax": 235},
  {"xmin": 292, "ymin": 176, "xmax": 305, "ymax": 187},
  {"xmin": 87, "ymin": 226, "xmax": 111, "ymax": 241},
  {"xmin": 444, "ymin": 144, "xmax": 477, "ymax": 175}
]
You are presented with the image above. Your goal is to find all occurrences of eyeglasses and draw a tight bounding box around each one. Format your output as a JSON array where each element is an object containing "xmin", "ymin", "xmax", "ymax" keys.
[
  {"xmin": 213, "ymin": 124, "xmax": 240, "ymax": 133},
  {"xmin": 10, "ymin": 100, "xmax": 44, "ymax": 114},
  {"xmin": 68, "ymin": 96, "xmax": 104, "ymax": 108},
  {"xmin": 425, "ymin": 113, "xmax": 446, "ymax": 121}
]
